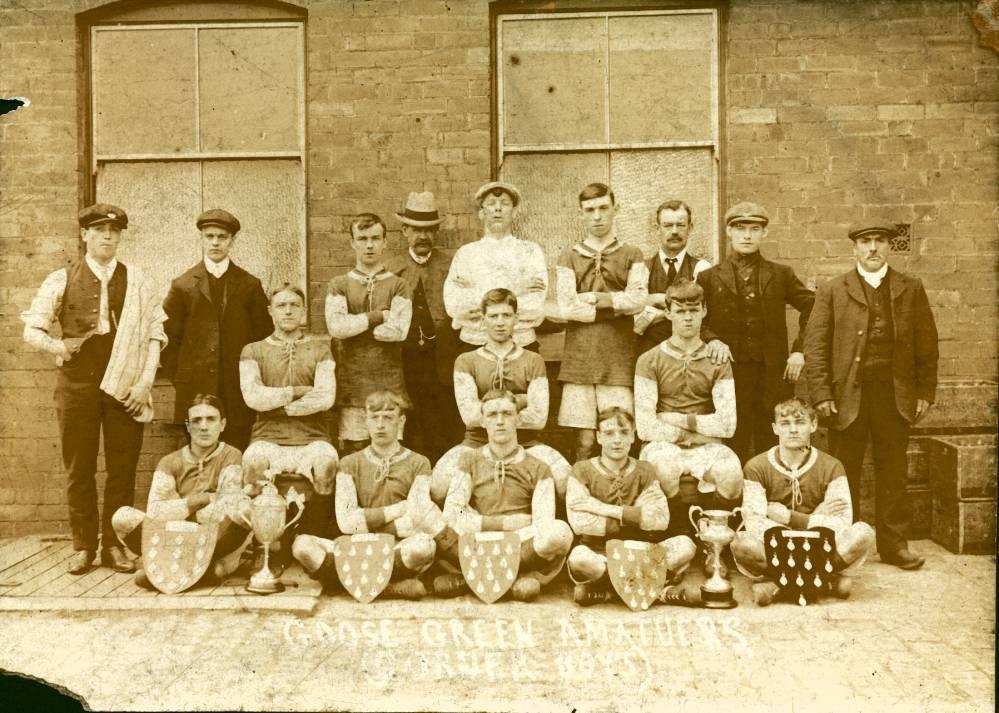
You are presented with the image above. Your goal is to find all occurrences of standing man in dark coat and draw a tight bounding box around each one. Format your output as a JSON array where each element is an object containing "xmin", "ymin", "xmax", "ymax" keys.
[
  {"xmin": 697, "ymin": 201, "xmax": 814, "ymax": 464},
  {"xmin": 160, "ymin": 209, "xmax": 272, "ymax": 450},
  {"xmin": 803, "ymin": 223, "xmax": 938, "ymax": 570},
  {"xmin": 386, "ymin": 191, "xmax": 460, "ymax": 463}
]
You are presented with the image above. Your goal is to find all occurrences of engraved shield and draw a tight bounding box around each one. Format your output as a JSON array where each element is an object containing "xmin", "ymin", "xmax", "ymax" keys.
[
  {"xmin": 764, "ymin": 526, "xmax": 837, "ymax": 606},
  {"xmin": 142, "ymin": 519, "xmax": 218, "ymax": 594},
  {"xmin": 333, "ymin": 533, "xmax": 395, "ymax": 603},
  {"xmin": 607, "ymin": 539, "xmax": 669, "ymax": 611},
  {"xmin": 458, "ymin": 532, "xmax": 520, "ymax": 603}
]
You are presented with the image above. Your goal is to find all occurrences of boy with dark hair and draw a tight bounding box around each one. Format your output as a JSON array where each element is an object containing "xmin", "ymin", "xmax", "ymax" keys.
[
  {"xmin": 554, "ymin": 182, "xmax": 648, "ymax": 462},
  {"xmin": 327, "ymin": 213, "xmax": 413, "ymax": 453}
]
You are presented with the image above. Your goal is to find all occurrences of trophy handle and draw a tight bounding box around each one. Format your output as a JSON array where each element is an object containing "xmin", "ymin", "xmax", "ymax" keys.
[
  {"xmin": 731, "ymin": 506, "xmax": 746, "ymax": 533},
  {"xmin": 281, "ymin": 497, "xmax": 306, "ymax": 534},
  {"xmin": 238, "ymin": 506, "xmax": 253, "ymax": 531},
  {"xmin": 688, "ymin": 505, "xmax": 704, "ymax": 532}
]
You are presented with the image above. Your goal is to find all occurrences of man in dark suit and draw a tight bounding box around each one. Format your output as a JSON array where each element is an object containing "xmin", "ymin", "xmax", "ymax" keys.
[
  {"xmin": 386, "ymin": 191, "xmax": 461, "ymax": 462},
  {"xmin": 697, "ymin": 201, "xmax": 814, "ymax": 465},
  {"xmin": 803, "ymin": 223, "xmax": 938, "ymax": 570},
  {"xmin": 634, "ymin": 198, "xmax": 713, "ymax": 356},
  {"xmin": 160, "ymin": 209, "xmax": 272, "ymax": 450}
]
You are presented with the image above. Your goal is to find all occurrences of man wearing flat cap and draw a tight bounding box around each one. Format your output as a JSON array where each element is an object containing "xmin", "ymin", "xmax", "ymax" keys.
[
  {"xmin": 160, "ymin": 209, "xmax": 272, "ymax": 451},
  {"xmin": 804, "ymin": 223, "xmax": 938, "ymax": 570},
  {"xmin": 386, "ymin": 191, "xmax": 461, "ymax": 463},
  {"xmin": 443, "ymin": 181, "xmax": 549, "ymax": 353},
  {"xmin": 22, "ymin": 203, "xmax": 167, "ymax": 575},
  {"xmin": 696, "ymin": 201, "xmax": 814, "ymax": 465}
]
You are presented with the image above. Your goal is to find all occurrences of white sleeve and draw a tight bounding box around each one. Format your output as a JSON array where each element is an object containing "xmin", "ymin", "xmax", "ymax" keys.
[
  {"xmin": 634, "ymin": 374, "xmax": 683, "ymax": 442},
  {"xmin": 530, "ymin": 476, "xmax": 556, "ymax": 527},
  {"xmin": 516, "ymin": 375, "xmax": 548, "ymax": 431},
  {"xmin": 635, "ymin": 480, "xmax": 670, "ymax": 531},
  {"xmin": 373, "ymin": 294, "xmax": 412, "ymax": 342},
  {"xmin": 741, "ymin": 479, "xmax": 770, "ymax": 528},
  {"xmin": 515, "ymin": 244, "xmax": 548, "ymax": 327},
  {"xmin": 146, "ymin": 469, "xmax": 189, "ymax": 521},
  {"xmin": 285, "ymin": 357, "xmax": 336, "ymax": 416},
  {"xmin": 325, "ymin": 293, "xmax": 369, "ymax": 339},
  {"xmin": 610, "ymin": 260, "xmax": 650, "ymax": 315},
  {"xmin": 454, "ymin": 369, "xmax": 482, "ymax": 428},
  {"xmin": 808, "ymin": 475, "xmax": 853, "ymax": 531},
  {"xmin": 443, "ymin": 247, "xmax": 480, "ymax": 323},
  {"xmin": 554, "ymin": 264, "xmax": 595, "ymax": 323},
  {"xmin": 443, "ymin": 469, "xmax": 483, "ymax": 535},
  {"xmin": 566, "ymin": 476, "xmax": 608, "ymax": 537},
  {"xmin": 334, "ymin": 471, "xmax": 368, "ymax": 534},
  {"xmin": 693, "ymin": 376, "xmax": 737, "ymax": 438},
  {"xmin": 239, "ymin": 358, "xmax": 293, "ymax": 412},
  {"xmin": 22, "ymin": 269, "xmax": 69, "ymax": 356}
]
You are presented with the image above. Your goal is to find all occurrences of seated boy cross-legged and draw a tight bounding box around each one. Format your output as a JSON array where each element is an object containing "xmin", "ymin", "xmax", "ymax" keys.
[
  {"xmin": 291, "ymin": 390, "xmax": 446, "ymax": 600},
  {"xmin": 731, "ymin": 398, "xmax": 875, "ymax": 606},
  {"xmin": 566, "ymin": 407, "xmax": 696, "ymax": 606},
  {"xmin": 435, "ymin": 389, "xmax": 573, "ymax": 602}
]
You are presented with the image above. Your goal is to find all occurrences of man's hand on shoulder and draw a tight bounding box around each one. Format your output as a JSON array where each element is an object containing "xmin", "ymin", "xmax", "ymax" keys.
[
  {"xmin": 815, "ymin": 400, "xmax": 838, "ymax": 419},
  {"xmin": 705, "ymin": 339, "xmax": 733, "ymax": 365}
]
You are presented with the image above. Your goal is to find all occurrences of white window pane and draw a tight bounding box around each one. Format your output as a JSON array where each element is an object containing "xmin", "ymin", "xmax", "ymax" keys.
[
  {"xmin": 610, "ymin": 148, "xmax": 716, "ymax": 261},
  {"xmin": 93, "ymin": 29, "xmax": 197, "ymax": 155},
  {"xmin": 608, "ymin": 14, "xmax": 714, "ymax": 143},
  {"xmin": 501, "ymin": 18, "xmax": 607, "ymax": 147},
  {"xmin": 199, "ymin": 27, "xmax": 302, "ymax": 152},
  {"xmin": 500, "ymin": 152, "xmax": 609, "ymax": 263}
]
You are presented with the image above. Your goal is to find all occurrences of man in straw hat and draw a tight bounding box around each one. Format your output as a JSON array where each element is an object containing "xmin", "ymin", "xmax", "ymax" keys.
[{"xmin": 386, "ymin": 191, "xmax": 461, "ymax": 463}]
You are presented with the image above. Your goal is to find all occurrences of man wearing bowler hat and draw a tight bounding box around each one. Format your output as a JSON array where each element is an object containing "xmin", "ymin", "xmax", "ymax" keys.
[
  {"xmin": 697, "ymin": 201, "xmax": 814, "ymax": 465},
  {"xmin": 22, "ymin": 204, "xmax": 167, "ymax": 574},
  {"xmin": 386, "ymin": 192, "xmax": 461, "ymax": 462},
  {"xmin": 160, "ymin": 208, "xmax": 272, "ymax": 450},
  {"xmin": 803, "ymin": 222, "xmax": 938, "ymax": 570}
]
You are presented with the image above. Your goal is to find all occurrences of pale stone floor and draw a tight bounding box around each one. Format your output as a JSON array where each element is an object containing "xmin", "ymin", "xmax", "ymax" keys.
[{"xmin": 0, "ymin": 539, "xmax": 993, "ymax": 712}]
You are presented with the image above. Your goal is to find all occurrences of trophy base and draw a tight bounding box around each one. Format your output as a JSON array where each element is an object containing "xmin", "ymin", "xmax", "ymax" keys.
[
  {"xmin": 700, "ymin": 586, "xmax": 738, "ymax": 609},
  {"xmin": 246, "ymin": 574, "xmax": 285, "ymax": 595}
]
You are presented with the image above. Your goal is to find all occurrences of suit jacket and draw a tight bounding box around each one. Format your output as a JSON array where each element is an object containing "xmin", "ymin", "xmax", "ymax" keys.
[
  {"xmin": 385, "ymin": 249, "xmax": 452, "ymax": 328},
  {"xmin": 160, "ymin": 261, "xmax": 272, "ymax": 425},
  {"xmin": 803, "ymin": 267, "xmax": 939, "ymax": 430},
  {"xmin": 697, "ymin": 256, "xmax": 814, "ymax": 410}
]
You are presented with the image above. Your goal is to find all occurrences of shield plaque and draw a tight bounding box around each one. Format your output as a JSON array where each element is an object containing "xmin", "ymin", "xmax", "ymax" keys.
[
  {"xmin": 458, "ymin": 531, "xmax": 520, "ymax": 603},
  {"xmin": 607, "ymin": 539, "xmax": 669, "ymax": 611},
  {"xmin": 142, "ymin": 519, "xmax": 219, "ymax": 594},
  {"xmin": 333, "ymin": 533, "xmax": 395, "ymax": 603},
  {"xmin": 764, "ymin": 526, "xmax": 837, "ymax": 606}
]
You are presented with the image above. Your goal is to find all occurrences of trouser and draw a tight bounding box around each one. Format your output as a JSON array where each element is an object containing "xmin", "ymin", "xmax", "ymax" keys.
[
  {"xmin": 730, "ymin": 360, "xmax": 778, "ymax": 465},
  {"xmin": 56, "ymin": 372, "xmax": 143, "ymax": 552},
  {"xmin": 731, "ymin": 521, "xmax": 876, "ymax": 580},
  {"xmin": 402, "ymin": 346, "xmax": 461, "ymax": 464},
  {"xmin": 828, "ymin": 379, "xmax": 912, "ymax": 555}
]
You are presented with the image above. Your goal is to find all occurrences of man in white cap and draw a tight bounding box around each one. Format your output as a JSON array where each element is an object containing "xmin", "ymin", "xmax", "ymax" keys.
[
  {"xmin": 443, "ymin": 181, "xmax": 548, "ymax": 353},
  {"xmin": 386, "ymin": 192, "xmax": 461, "ymax": 463}
]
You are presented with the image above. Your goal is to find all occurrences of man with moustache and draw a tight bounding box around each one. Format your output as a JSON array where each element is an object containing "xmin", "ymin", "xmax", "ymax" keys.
[
  {"xmin": 553, "ymin": 183, "xmax": 648, "ymax": 462},
  {"xmin": 160, "ymin": 209, "xmax": 272, "ymax": 450},
  {"xmin": 22, "ymin": 204, "xmax": 167, "ymax": 574},
  {"xmin": 386, "ymin": 192, "xmax": 459, "ymax": 462},
  {"xmin": 443, "ymin": 181, "xmax": 548, "ymax": 353},
  {"xmin": 327, "ymin": 214, "xmax": 413, "ymax": 454},
  {"xmin": 697, "ymin": 201, "xmax": 814, "ymax": 464},
  {"xmin": 634, "ymin": 199, "xmax": 713, "ymax": 356},
  {"xmin": 804, "ymin": 223, "xmax": 938, "ymax": 570}
]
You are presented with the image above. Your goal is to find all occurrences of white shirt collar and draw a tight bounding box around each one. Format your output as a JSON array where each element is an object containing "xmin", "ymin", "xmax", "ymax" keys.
[
  {"xmin": 659, "ymin": 247, "xmax": 687, "ymax": 268},
  {"xmin": 204, "ymin": 256, "xmax": 230, "ymax": 278},
  {"xmin": 481, "ymin": 233, "xmax": 515, "ymax": 242},
  {"xmin": 408, "ymin": 248, "xmax": 431, "ymax": 266},
  {"xmin": 857, "ymin": 262, "xmax": 888, "ymax": 288},
  {"xmin": 85, "ymin": 254, "xmax": 117, "ymax": 281}
]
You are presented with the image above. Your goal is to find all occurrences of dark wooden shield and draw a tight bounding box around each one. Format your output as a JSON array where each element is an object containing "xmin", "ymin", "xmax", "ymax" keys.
[
  {"xmin": 458, "ymin": 532, "xmax": 520, "ymax": 603},
  {"xmin": 764, "ymin": 526, "xmax": 837, "ymax": 606},
  {"xmin": 333, "ymin": 533, "xmax": 395, "ymax": 603},
  {"xmin": 142, "ymin": 519, "xmax": 218, "ymax": 594},
  {"xmin": 607, "ymin": 539, "xmax": 669, "ymax": 611}
]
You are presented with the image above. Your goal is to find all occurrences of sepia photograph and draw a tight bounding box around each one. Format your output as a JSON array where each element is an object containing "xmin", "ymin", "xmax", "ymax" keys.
[{"xmin": 0, "ymin": 0, "xmax": 995, "ymax": 710}]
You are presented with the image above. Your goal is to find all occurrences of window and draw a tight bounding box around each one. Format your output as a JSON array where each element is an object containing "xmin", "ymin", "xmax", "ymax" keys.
[
  {"xmin": 495, "ymin": 7, "xmax": 721, "ymax": 261},
  {"xmin": 88, "ymin": 14, "xmax": 306, "ymax": 294}
]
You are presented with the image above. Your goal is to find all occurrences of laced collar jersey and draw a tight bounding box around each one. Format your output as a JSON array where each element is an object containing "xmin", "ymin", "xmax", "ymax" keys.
[{"xmin": 766, "ymin": 446, "xmax": 819, "ymax": 511}]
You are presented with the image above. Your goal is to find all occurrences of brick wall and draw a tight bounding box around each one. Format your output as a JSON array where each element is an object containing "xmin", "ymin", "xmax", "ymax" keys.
[{"xmin": 0, "ymin": 0, "xmax": 996, "ymax": 536}]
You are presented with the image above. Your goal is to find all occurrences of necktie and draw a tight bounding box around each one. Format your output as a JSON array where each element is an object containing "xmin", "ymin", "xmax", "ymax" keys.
[{"xmin": 665, "ymin": 257, "xmax": 678, "ymax": 283}]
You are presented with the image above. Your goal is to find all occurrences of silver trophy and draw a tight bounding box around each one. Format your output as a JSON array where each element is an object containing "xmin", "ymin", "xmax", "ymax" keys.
[
  {"xmin": 689, "ymin": 506, "xmax": 743, "ymax": 609},
  {"xmin": 239, "ymin": 481, "xmax": 305, "ymax": 594}
]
